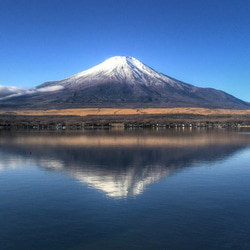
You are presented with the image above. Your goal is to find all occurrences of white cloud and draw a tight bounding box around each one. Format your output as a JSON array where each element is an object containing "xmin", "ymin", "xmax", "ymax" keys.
[
  {"xmin": 0, "ymin": 85, "xmax": 64, "ymax": 100},
  {"xmin": 36, "ymin": 85, "xmax": 64, "ymax": 92},
  {"xmin": 0, "ymin": 85, "xmax": 27, "ymax": 99}
]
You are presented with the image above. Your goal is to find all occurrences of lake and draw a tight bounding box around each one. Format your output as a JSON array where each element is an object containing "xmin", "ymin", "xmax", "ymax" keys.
[{"xmin": 1, "ymin": 128, "xmax": 250, "ymax": 249}]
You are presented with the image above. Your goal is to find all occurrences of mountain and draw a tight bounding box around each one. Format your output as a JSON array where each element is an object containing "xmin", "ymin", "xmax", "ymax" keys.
[{"xmin": 1, "ymin": 56, "xmax": 249, "ymax": 109}]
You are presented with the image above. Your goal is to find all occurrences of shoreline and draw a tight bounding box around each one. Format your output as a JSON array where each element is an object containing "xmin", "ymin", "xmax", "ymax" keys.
[{"xmin": 1, "ymin": 107, "xmax": 250, "ymax": 130}]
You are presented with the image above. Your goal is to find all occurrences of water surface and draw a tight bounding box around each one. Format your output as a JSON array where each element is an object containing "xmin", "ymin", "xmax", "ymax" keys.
[{"xmin": 1, "ymin": 128, "xmax": 250, "ymax": 249}]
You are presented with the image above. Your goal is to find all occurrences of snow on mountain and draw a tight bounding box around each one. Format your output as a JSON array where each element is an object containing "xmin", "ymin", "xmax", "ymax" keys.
[
  {"xmin": 38, "ymin": 56, "xmax": 193, "ymax": 91},
  {"xmin": 70, "ymin": 56, "xmax": 172, "ymax": 85}
]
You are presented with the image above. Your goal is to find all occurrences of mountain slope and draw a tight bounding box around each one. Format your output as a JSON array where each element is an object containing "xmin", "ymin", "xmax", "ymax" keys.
[{"xmin": 1, "ymin": 56, "xmax": 249, "ymax": 109}]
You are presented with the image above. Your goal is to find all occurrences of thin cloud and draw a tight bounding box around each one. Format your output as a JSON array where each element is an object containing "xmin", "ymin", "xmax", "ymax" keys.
[
  {"xmin": 0, "ymin": 85, "xmax": 27, "ymax": 99},
  {"xmin": 36, "ymin": 85, "xmax": 64, "ymax": 92},
  {"xmin": 0, "ymin": 85, "xmax": 64, "ymax": 100}
]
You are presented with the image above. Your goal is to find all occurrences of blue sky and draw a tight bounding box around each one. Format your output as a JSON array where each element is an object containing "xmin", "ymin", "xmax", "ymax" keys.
[{"xmin": 0, "ymin": 0, "xmax": 249, "ymax": 101}]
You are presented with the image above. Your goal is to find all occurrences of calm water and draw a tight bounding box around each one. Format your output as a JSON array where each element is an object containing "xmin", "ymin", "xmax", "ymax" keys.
[{"xmin": 1, "ymin": 128, "xmax": 250, "ymax": 249}]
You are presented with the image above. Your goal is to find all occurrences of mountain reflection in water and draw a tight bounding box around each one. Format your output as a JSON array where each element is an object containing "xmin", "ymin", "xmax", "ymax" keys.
[{"xmin": 1, "ymin": 129, "xmax": 250, "ymax": 198}]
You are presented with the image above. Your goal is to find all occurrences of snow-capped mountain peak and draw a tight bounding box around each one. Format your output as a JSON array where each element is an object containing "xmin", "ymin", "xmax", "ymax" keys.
[
  {"xmin": 54, "ymin": 56, "xmax": 180, "ymax": 88},
  {"xmin": 3, "ymin": 56, "xmax": 249, "ymax": 109},
  {"xmin": 79, "ymin": 56, "xmax": 149, "ymax": 76}
]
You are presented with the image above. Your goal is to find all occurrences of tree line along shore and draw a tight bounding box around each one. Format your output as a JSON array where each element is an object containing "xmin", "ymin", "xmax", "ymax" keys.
[{"xmin": 1, "ymin": 112, "xmax": 250, "ymax": 130}]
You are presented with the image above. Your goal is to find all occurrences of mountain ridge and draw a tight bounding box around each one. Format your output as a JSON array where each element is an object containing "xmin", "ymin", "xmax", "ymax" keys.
[{"xmin": 1, "ymin": 56, "xmax": 249, "ymax": 109}]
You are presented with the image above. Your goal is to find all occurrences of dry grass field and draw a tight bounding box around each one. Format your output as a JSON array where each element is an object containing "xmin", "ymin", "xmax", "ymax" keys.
[
  {"xmin": 1, "ymin": 107, "xmax": 250, "ymax": 117},
  {"xmin": 1, "ymin": 107, "xmax": 250, "ymax": 128}
]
